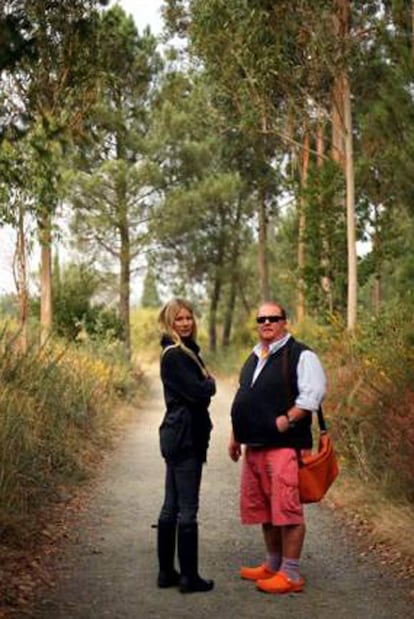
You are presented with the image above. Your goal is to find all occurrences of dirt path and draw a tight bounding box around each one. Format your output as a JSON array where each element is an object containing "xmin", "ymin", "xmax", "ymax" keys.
[{"xmin": 21, "ymin": 368, "xmax": 412, "ymax": 619}]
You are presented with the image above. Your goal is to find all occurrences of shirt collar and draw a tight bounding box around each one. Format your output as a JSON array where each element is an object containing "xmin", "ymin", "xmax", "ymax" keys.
[{"xmin": 253, "ymin": 333, "xmax": 291, "ymax": 358}]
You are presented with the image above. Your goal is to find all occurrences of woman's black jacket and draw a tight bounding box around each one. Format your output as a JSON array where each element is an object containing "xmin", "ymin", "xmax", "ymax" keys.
[{"xmin": 159, "ymin": 336, "xmax": 215, "ymax": 462}]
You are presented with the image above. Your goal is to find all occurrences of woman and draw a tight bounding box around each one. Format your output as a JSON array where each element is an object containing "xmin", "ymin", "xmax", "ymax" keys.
[{"xmin": 157, "ymin": 298, "xmax": 216, "ymax": 593}]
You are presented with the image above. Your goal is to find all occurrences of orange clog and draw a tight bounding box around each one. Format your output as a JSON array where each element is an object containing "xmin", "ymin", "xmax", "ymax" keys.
[
  {"xmin": 256, "ymin": 570, "xmax": 305, "ymax": 594},
  {"xmin": 240, "ymin": 563, "xmax": 275, "ymax": 581}
]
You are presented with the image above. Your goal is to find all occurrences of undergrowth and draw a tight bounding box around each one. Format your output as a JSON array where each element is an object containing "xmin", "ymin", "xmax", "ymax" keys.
[{"xmin": 0, "ymin": 325, "xmax": 145, "ymax": 543}]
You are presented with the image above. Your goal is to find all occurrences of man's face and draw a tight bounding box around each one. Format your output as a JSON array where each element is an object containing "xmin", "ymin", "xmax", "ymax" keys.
[{"xmin": 256, "ymin": 303, "xmax": 287, "ymax": 344}]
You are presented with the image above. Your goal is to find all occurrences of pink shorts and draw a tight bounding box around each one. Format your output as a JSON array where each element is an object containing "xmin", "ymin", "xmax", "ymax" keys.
[{"xmin": 240, "ymin": 447, "xmax": 304, "ymax": 526}]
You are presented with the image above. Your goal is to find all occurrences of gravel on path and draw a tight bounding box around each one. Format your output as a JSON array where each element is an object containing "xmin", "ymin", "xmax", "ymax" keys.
[{"xmin": 21, "ymin": 369, "xmax": 413, "ymax": 619}]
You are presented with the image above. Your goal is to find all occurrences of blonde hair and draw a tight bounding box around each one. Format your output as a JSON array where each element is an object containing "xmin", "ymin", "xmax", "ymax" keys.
[{"xmin": 158, "ymin": 298, "xmax": 198, "ymax": 343}]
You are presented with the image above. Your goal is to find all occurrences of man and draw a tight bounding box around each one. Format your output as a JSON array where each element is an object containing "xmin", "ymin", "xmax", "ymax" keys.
[{"xmin": 228, "ymin": 301, "xmax": 326, "ymax": 594}]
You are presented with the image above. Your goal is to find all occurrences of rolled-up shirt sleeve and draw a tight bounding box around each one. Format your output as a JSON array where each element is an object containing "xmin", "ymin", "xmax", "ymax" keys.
[{"xmin": 295, "ymin": 350, "xmax": 327, "ymax": 412}]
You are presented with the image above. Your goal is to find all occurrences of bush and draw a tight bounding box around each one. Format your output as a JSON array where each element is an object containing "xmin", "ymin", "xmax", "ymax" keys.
[
  {"xmin": 326, "ymin": 305, "xmax": 414, "ymax": 501},
  {"xmin": 0, "ymin": 325, "xmax": 144, "ymax": 541},
  {"xmin": 130, "ymin": 306, "xmax": 160, "ymax": 359}
]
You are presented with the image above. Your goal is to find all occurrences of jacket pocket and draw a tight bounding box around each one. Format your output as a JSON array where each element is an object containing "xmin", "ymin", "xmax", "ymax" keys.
[{"xmin": 159, "ymin": 406, "xmax": 192, "ymax": 460}]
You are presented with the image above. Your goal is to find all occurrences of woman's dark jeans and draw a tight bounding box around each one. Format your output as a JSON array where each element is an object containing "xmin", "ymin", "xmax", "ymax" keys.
[{"xmin": 159, "ymin": 455, "xmax": 203, "ymax": 525}]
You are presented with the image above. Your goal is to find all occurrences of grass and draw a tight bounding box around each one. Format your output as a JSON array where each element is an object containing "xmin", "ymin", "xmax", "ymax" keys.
[
  {"xmin": 328, "ymin": 468, "xmax": 414, "ymax": 572},
  {"xmin": 0, "ymin": 326, "xmax": 146, "ymax": 544}
]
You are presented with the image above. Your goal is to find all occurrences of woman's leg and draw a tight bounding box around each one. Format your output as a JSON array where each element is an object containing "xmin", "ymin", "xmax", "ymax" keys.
[
  {"xmin": 159, "ymin": 462, "xmax": 178, "ymax": 523},
  {"xmin": 175, "ymin": 456, "xmax": 214, "ymax": 593},
  {"xmin": 157, "ymin": 463, "xmax": 180, "ymax": 587}
]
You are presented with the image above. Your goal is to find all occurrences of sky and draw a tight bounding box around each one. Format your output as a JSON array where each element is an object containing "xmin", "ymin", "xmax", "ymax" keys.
[
  {"xmin": 112, "ymin": 0, "xmax": 163, "ymax": 35},
  {"xmin": 0, "ymin": 0, "xmax": 164, "ymax": 296}
]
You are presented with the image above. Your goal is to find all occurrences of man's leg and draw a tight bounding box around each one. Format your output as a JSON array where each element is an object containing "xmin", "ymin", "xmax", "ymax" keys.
[
  {"xmin": 239, "ymin": 450, "xmax": 281, "ymax": 580},
  {"xmin": 256, "ymin": 449, "xmax": 305, "ymax": 593},
  {"xmin": 279, "ymin": 523, "xmax": 305, "ymax": 581},
  {"xmin": 262, "ymin": 523, "xmax": 282, "ymax": 572},
  {"xmin": 240, "ymin": 524, "xmax": 281, "ymax": 580},
  {"xmin": 282, "ymin": 523, "xmax": 305, "ymax": 559}
]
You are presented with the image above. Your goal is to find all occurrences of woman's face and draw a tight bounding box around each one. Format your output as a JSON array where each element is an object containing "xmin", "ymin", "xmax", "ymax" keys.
[{"xmin": 173, "ymin": 307, "xmax": 194, "ymax": 339}]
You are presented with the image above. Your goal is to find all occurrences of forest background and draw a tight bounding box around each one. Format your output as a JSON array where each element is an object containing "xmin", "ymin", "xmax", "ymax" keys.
[{"xmin": 0, "ymin": 0, "xmax": 413, "ymax": 605}]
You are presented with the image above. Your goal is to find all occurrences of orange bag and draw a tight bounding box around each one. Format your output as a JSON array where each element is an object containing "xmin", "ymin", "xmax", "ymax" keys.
[{"xmin": 297, "ymin": 409, "xmax": 339, "ymax": 504}]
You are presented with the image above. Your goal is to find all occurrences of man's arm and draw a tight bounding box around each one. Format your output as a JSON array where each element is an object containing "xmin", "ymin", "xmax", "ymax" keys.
[
  {"xmin": 276, "ymin": 349, "xmax": 327, "ymax": 432},
  {"xmin": 228, "ymin": 430, "xmax": 242, "ymax": 462}
]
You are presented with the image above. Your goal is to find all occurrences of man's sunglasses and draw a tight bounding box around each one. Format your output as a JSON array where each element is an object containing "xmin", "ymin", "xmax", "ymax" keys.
[{"xmin": 256, "ymin": 315, "xmax": 285, "ymax": 324}]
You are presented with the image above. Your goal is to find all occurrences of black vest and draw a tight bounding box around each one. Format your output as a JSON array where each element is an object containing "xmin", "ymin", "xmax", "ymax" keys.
[{"xmin": 230, "ymin": 337, "xmax": 313, "ymax": 449}]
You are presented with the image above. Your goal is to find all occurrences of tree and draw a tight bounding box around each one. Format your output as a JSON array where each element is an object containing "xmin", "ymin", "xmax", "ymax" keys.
[
  {"xmin": 69, "ymin": 6, "xmax": 162, "ymax": 359},
  {"xmin": 148, "ymin": 70, "xmax": 249, "ymax": 349},
  {"xmin": 163, "ymin": 0, "xmax": 368, "ymax": 329},
  {"xmin": 141, "ymin": 264, "xmax": 161, "ymax": 308},
  {"xmin": 2, "ymin": 0, "xmax": 107, "ymax": 344}
]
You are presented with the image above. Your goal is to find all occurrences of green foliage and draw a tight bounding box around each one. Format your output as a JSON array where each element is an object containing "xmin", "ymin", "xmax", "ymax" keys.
[
  {"xmin": 0, "ymin": 294, "xmax": 19, "ymax": 319},
  {"xmin": 130, "ymin": 306, "xmax": 160, "ymax": 359},
  {"xmin": 141, "ymin": 266, "xmax": 161, "ymax": 308},
  {"xmin": 28, "ymin": 261, "xmax": 123, "ymax": 342},
  {"xmin": 0, "ymin": 325, "xmax": 143, "ymax": 540},
  {"xmin": 327, "ymin": 302, "xmax": 414, "ymax": 501}
]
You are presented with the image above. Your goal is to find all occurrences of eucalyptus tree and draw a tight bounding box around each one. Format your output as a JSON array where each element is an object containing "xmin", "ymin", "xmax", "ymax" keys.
[
  {"xmin": 0, "ymin": 137, "xmax": 32, "ymax": 351},
  {"xmin": 69, "ymin": 6, "xmax": 162, "ymax": 359},
  {"xmin": 162, "ymin": 2, "xmax": 334, "ymax": 317},
  {"xmin": 148, "ymin": 71, "xmax": 248, "ymax": 350},
  {"xmin": 0, "ymin": 5, "xmax": 36, "ymax": 349},
  {"xmin": 162, "ymin": 1, "xmax": 364, "ymax": 329},
  {"xmin": 2, "ymin": 0, "xmax": 108, "ymax": 344},
  {"xmin": 353, "ymin": 1, "xmax": 414, "ymax": 313},
  {"xmin": 187, "ymin": 0, "xmax": 312, "ymax": 310}
]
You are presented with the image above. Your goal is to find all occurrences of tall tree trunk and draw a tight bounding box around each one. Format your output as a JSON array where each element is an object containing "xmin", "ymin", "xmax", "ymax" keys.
[
  {"xmin": 331, "ymin": 80, "xmax": 345, "ymax": 168},
  {"xmin": 208, "ymin": 270, "xmax": 222, "ymax": 353},
  {"xmin": 412, "ymin": 0, "xmax": 414, "ymax": 59},
  {"xmin": 333, "ymin": 0, "xmax": 357, "ymax": 331},
  {"xmin": 119, "ymin": 210, "xmax": 131, "ymax": 361},
  {"xmin": 13, "ymin": 201, "xmax": 29, "ymax": 353},
  {"xmin": 372, "ymin": 203, "xmax": 382, "ymax": 315},
  {"xmin": 373, "ymin": 274, "xmax": 381, "ymax": 315},
  {"xmin": 222, "ymin": 279, "xmax": 237, "ymax": 348},
  {"xmin": 317, "ymin": 113, "xmax": 333, "ymax": 313},
  {"xmin": 38, "ymin": 210, "xmax": 52, "ymax": 346},
  {"xmin": 116, "ymin": 138, "xmax": 131, "ymax": 360},
  {"xmin": 297, "ymin": 132, "xmax": 309, "ymax": 322},
  {"xmin": 257, "ymin": 193, "xmax": 270, "ymax": 301},
  {"xmin": 222, "ymin": 199, "xmax": 243, "ymax": 347},
  {"xmin": 238, "ymin": 281, "xmax": 252, "ymax": 316},
  {"xmin": 343, "ymin": 71, "xmax": 357, "ymax": 331}
]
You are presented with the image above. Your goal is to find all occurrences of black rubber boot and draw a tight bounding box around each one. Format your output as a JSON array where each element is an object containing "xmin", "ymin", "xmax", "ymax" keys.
[
  {"xmin": 177, "ymin": 523, "xmax": 214, "ymax": 593},
  {"xmin": 157, "ymin": 520, "xmax": 180, "ymax": 588}
]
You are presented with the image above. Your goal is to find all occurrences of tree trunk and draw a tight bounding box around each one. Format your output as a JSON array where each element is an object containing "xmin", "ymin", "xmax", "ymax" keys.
[
  {"xmin": 297, "ymin": 132, "xmax": 309, "ymax": 322},
  {"xmin": 13, "ymin": 201, "xmax": 29, "ymax": 353},
  {"xmin": 38, "ymin": 210, "xmax": 53, "ymax": 346},
  {"xmin": 317, "ymin": 113, "xmax": 333, "ymax": 313},
  {"xmin": 257, "ymin": 193, "xmax": 270, "ymax": 301},
  {"xmin": 372, "ymin": 203, "xmax": 382, "ymax": 315},
  {"xmin": 222, "ymin": 199, "xmax": 243, "ymax": 347},
  {"xmin": 373, "ymin": 274, "xmax": 381, "ymax": 315},
  {"xmin": 343, "ymin": 71, "xmax": 357, "ymax": 331},
  {"xmin": 208, "ymin": 271, "xmax": 222, "ymax": 353},
  {"xmin": 119, "ymin": 212, "xmax": 131, "ymax": 361},
  {"xmin": 412, "ymin": 0, "xmax": 414, "ymax": 59},
  {"xmin": 222, "ymin": 280, "xmax": 237, "ymax": 348},
  {"xmin": 331, "ymin": 79, "xmax": 345, "ymax": 167},
  {"xmin": 333, "ymin": 0, "xmax": 357, "ymax": 331}
]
